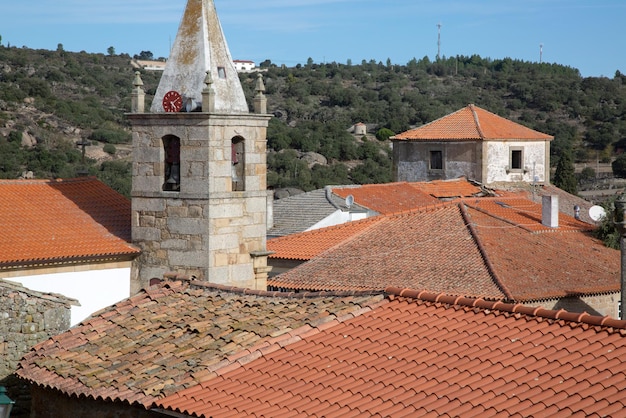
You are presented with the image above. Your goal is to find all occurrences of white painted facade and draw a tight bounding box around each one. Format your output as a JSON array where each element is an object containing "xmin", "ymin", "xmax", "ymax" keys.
[
  {"xmin": 234, "ymin": 60, "xmax": 256, "ymax": 72},
  {"xmin": 4, "ymin": 265, "xmax": 131, "ymax": 326},
  {"xmin": 484, "ymin": 140, "xmax": 549, "ymax": 184}
]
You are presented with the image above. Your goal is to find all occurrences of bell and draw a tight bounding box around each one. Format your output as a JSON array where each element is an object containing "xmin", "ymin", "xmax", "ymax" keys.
[{"xmin": 166, "ymin": 162, "xmax": 180, "ymax": 186}]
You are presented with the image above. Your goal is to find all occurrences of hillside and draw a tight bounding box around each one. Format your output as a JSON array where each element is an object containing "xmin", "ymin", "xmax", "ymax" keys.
[{"xmin": 1, "ymin": 46, "xmax": 625, "ymax": 196}]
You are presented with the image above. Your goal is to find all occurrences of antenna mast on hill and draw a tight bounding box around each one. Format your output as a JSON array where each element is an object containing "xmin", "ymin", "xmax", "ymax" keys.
[
  {"xmin": 437, "ymin": 23, "xmax": 442, "ymax": 61},
  {"xmin": 539, "ymin": 43, "xmax": 543, "ymax": 63}
]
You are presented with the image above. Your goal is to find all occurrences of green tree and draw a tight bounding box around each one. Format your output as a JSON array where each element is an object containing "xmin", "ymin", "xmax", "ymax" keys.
[
  {"xmin": 612, "ymin": 153, "xmax": 626, "ymax": 178},
  {"xmin": 593, "ymin": 197, "xmax": 619, "ymax": 249},
  {"xmin": 375, "ymin": 128, "xmax": 395, "ymax": 141},
  {"xmin": 107, "ymin": 46, "xmax": 115, "ymax": 56},
  {"xmin": 553, "ymin": 152, "xmax": 577, "ymax": 194}
]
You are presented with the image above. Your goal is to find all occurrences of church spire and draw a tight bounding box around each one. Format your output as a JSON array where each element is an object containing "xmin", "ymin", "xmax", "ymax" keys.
[{"xmin": 151, "ymin": 0, "xmax": 248, "ymax": 113}]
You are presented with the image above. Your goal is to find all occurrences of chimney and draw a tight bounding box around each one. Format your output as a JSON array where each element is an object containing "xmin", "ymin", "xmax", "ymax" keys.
[{"xmin": 542, "ymin": 195, "xmax": 559, "ymax": 228}]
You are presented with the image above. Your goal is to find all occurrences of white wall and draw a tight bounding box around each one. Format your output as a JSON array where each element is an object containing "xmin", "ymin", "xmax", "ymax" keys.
[
  {"xmin": 306, "ymin": 210, "xmax": 367, "ymax": 231},
  {"xmin": 486, "ymin": 141, "xmax": 547, "ymax": 184},
  {"xmin": 6, "ymin": 268, "xmax": 130, "ymax": 326}
]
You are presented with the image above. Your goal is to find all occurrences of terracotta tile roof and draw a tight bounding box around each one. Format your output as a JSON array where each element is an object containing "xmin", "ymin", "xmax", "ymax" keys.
[
  {"xmin": 391, "ymin": 104, "xmax": 554, "ymax": 141},
  {"xmin": 464, "ymin": 201, "xmax": 618, "ymax": 300},
  {"xmin": 0, "ymin": 177, "xmax": 138, "ymax": 267},
  {"xmin": 409, "ymin": 177, "xmax": 483, "ymax": 199},
  {"xmin": 269, "ymin": 198, "xmax": 618, "ymax": 302},
  {"xmin": 270, "ymin": 203, "xmax": 505, "ymax": 298},
  {"xmin": 156, "ymin": 287, "xmax": 626, "ymax": 417},
  {"xmin": 16, "ymin": 279, "xmax": 385, "ymax": 408},
  {"xmin": 331, "ymin": 182, "xmax": 440, "ymax": 214},
  {"xmin": 268, "ymin": 216, "xmax": 383, "ymax": 261}
]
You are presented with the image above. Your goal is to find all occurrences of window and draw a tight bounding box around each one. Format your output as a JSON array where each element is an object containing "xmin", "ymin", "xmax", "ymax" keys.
[
  {"xmin": 429, "ymin": 150, "xmax": 443, "ymax": 170},
  {"xmin": 217, "ymin": 67, "xmax": 226, "ymax": 79},
  {"xmin": 510, "ymin": 147, "xmax": 523, "ymax": 171},
  {"xmin": 231, "ymin": 137, "xmax": 245, "ymax": 191},
  {"xmin": 163, "ymin": 135, "xmax": 180, "ymax": 191}
]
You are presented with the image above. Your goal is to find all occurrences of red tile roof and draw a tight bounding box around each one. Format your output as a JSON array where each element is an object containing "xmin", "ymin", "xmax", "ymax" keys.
[
  {"xmin": 0, "ymin": 177, "xmax": 138, "ymax": 267},
  {"xmin": 156, "ymin": 287, "xmax": 626, "ymax": 417},
  {"xmin": 269, "ymin": 198, "xmax": 618, "ymax": 302},
  {"xmin": 410, "ymin": 177, "xmax": 483, "ymax": 198},
  {"xmin": 391, "ymin": 104, "xmax": 554, "ymax": 141},
  {"xmin": 16, "ymin": 279, "xmax": 385, "ymax": 408},
  {"xmin": 331, "ymin": 182, "xmax": 440, "ymax": 214},
  {"xmin": 268, "ymin": 216, "xmax": 383, "ymax": 261}
]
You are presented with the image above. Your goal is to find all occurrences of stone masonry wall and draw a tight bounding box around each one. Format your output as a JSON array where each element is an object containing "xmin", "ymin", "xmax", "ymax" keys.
[
  {"xmin": 524, "ymin": 292, "xmax": 619, "ymax": 319},
  {"xmin": 129, "ymin": 113, "xmax": 271, "ymax": 294},
  {"xmin": 0, "ymin": 280, "xmax": 74, "ymax": 417}
]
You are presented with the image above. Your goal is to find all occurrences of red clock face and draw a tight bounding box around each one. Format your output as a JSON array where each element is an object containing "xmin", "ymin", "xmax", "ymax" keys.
[{"xmin": 163, "ymin": 90, "xmax": 182, "ymax": 112}]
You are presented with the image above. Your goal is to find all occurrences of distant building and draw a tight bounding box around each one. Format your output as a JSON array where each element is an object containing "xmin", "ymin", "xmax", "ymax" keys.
[
  {"xmin": 391, "ymin": 104, "xmax": 553, "ymax": 184},
  {"xmin": 130, "ymin": 59, "xmax": 167, "ymax": 71},
  {"xmin": 233, "ymin": 59, "xmax": 256, "ymax": 72}
]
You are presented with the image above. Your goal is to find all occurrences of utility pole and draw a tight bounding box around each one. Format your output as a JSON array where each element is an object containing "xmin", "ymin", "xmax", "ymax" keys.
[
  {"xmin": 539, "ymin": 43, "xmax": 543, "ymax": 63},
  {"xmin": 437, "ymin": 23, "xmax": 442, "ymax": 61}
]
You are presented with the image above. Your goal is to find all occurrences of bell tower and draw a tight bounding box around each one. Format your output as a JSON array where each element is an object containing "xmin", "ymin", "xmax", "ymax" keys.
[{"xmin": 127, "ymin": 0, "xmax": 271, "ymax": 293}]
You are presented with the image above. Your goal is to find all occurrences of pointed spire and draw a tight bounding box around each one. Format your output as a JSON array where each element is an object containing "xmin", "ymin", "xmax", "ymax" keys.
[
  {"xmin": 151, "ymin": 0, "xmax": 248, "ymax": 113},
  {"xmin": 253, "ymin": 73, "xmax": 267, "ymax": 114},
  {"xmin": 131, "ymin": 71, "xmax": 145, "ymax": 113}
]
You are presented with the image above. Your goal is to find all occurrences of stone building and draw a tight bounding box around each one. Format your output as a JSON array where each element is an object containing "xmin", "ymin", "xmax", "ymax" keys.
[
  {"xmin": 127, "ymin": 0, "xmax": 272, "ymax": 293},
  {"xmin": 1, "ymin": 279, "xmax": 76, "ymax": 416},
  {"xmin": 391, "ymin": 104, "xmax": 553, "ymax": 184}
]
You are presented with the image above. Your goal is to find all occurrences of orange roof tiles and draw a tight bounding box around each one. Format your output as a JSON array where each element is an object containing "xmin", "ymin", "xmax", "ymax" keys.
[
  {"xmin": 332, "ymin": 182, "xmax": 440, "ymax": 214},
  {"xmin": 0, "ymin": 177, "xmax": 138, "ymax": 267},
  {"xmin": 392, "ymin": 104, "xmax": 554, "ymax": 141},
  {"xmin": 410, "ymin": 177, "xmax": 483, "ymax": 198},
  {"xmin": 269, "ymin": 197, "xmax": 618, "ymax": 302},
  {"xmin": 270, "ymin": 203, "xmax": 505, "ymax": 298},
  {"xmin": 156, "ymin": 287, "xmax": 626, "ymax": 417},
  {"xmin": 268, "ymin": 216, "xmax": 383, "ymax": 261},
  {"xmin": 16, "ymin": 280, "xmax": 385, "ymax": 408}
]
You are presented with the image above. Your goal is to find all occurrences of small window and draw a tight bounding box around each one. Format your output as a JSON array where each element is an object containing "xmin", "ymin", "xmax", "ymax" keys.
[
  {"xmin": 429, "ymin": 150, "xmax": 443, "ymax": 170},
  {"xmin": 217, "ymin": 67, "xmax": 226, "ymax": 79},
  {"xmin": 510, "ymin": 148, "xmax": 523, "ymax": 171}
]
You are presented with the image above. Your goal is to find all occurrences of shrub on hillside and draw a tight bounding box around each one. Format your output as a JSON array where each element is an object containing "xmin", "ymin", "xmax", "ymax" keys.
[{"xmin": 90, "ymin": 128, "xmax": 130, "ymax": 144}]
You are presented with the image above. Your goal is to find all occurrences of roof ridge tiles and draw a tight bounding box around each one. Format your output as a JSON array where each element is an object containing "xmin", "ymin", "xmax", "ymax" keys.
[
  {"xmin": 384, "ymin": 286, "xmax": 626, "ymax": 330},
  {"xmin": 161, "ymin": 274, "xmax": 386, "ymax": 299},
  {"xmin": 469, "ymin": 104, "xmax": 485, "ymax": 139},
  {"xmin": 459, "ymin": 203, "xmax": 514, "ymax": 300}
]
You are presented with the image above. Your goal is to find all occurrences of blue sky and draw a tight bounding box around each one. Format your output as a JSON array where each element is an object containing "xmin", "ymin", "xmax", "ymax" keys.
[{"xmin": 0, "ymin": 0, "xmax": 624, "ymax": 78}]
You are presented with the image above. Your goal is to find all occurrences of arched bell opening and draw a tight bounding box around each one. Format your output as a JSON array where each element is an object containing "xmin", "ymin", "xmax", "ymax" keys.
[
  {"xmin": 163, "ymin": 135, "xmax": 181, "ymax": 191},
  {"xmin": 231, "ymin": 136, "xmax": 245, "ymax": 191}
]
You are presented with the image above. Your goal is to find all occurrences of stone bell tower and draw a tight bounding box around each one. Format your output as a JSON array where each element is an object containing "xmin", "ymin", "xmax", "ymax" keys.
[{"xmin": 127, "ymin": 0, "xmax": 271, "ymax": 294}]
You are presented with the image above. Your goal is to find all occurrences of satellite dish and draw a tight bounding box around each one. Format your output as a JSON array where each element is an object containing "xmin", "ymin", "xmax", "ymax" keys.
[
  {"xmin": 345, "ymin": 194, "xmax": 354, "ymax": 209},
  {"xmin": 589, "ymin": 205, "xmax": 607, "ymax": 222}
]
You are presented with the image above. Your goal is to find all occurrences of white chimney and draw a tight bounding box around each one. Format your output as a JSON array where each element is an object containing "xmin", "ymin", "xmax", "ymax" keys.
[{"xmin": 542, "ymin": 195, "xmax": 559, "ymax": 228}]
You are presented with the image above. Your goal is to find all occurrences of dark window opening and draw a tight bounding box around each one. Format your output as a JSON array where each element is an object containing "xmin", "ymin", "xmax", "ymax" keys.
[
  {"xmin": 231, "ymin": 138, "xmax": 245, "ymax": 191},
  {"xmin": 430, "ymin": 150, "xmax": 443, "ymax": 170},
  {"xmin": 163, "ymin": 136, "xmax": 180, "ymax": 191},
  {"xmin": 511, "ymin": 149, "xmax": 523, "ymax": 170}
]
